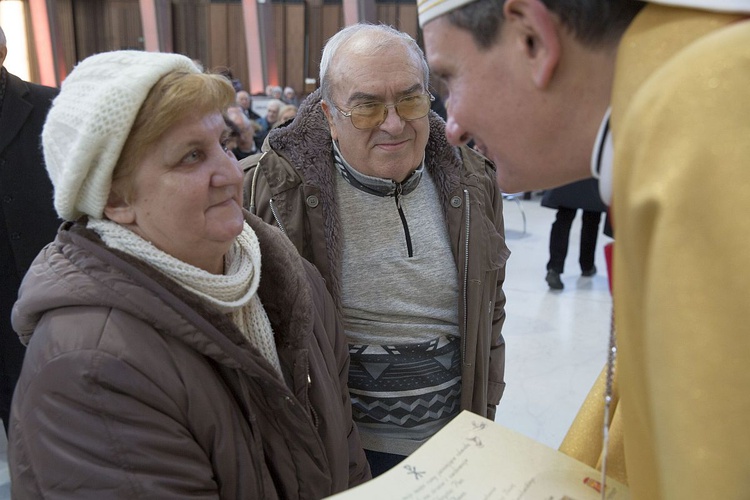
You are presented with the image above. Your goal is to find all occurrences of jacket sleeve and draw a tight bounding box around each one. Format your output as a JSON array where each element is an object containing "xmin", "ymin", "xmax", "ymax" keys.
[
  {"xmin": 303, "ymin": 261, "xmax": 372, "ymax": 486},
  {"xmin": 486, "ymin": 161, "xmax": 508, "ymax": 419},
  {"xmin": 333, "ymin": 295, "xmax": 373, "ymax": 487},
  {"xmin": 10, "ymin": 314, "xmax": 221, "ymax": 499}
]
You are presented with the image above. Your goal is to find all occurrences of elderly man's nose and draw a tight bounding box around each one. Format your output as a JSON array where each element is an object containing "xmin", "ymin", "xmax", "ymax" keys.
[{"xmin": 379, "ymin": 105, "xmax": 405, "ymax": 132}]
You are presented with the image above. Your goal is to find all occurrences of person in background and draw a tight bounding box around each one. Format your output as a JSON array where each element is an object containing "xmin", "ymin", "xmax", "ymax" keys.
[
  {"xmin": 242, "ymin": 23, "xmax": 508, "ymax": 477},
  {"xmin": 226, "ymin": 105, "xmax": 260, "ymax": 160},
  {"xmin": 273, "ymin": 103, "xmax": 298, "ymax": 128},
  {"xmin": 9, "ymin": 50, "xmax": 370, "ymax": 497},
  {"xmin": 216, "ymin": 66, "xmax": 242, "ymax": 93},
  {"xmin": 0, "ymin": 25, "xmax": 60, "ymax": 436},
  {"xmin": 236, "ymin": 90, "xmax": 261, "ymax": 121},
  {"xmin": 283, "ymin": 86, "xmax": 300, "ymax": 106},
  {"xmin": 419, "ymin": 0, "xmax": 750, "ymax": 497},
  {"xmin": 541, "ymin": 178, "xmax": 607, "ymax": 290},
  {"xmin": 254, "ymin": 98, "xmax": 282, "ymax": 150},
  {"xmin": 270, "ymin": 85, "xmax": 283, "ymax": 100},
  {"xmin": 223, "ymin": 114, "xmax": 241, "ymax": 151}
]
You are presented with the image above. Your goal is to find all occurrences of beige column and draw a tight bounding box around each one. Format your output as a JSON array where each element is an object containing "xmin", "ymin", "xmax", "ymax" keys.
[
  {"xmin": 242, "ymin": 0, "xmax": 274, "ymax": 94},
  {"xmin": 28, "ymin": 0, "xmax": 56, "ymax": 86},
  {"xmin": 343, "ymin": 0, "xmax": 376, "ymax": 25},
  {"xmin": 139, "ymin": 0, "xmax": 173, "ymax": 53}
]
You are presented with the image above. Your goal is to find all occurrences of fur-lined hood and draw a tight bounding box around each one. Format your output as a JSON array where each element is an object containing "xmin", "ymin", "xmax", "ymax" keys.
[{"xmin": 9, "ymin": 211, "xmax": 372, "ymax": 497}]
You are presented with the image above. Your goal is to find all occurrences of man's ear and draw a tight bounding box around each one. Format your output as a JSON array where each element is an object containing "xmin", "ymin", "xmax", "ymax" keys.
[
  {"xmin": 103, "ymin": 187, "xmax": 135, "ymax": 225},
  {"xmin": 504, "ymin": 0, "xmax": 561, "ymax": 89},
  {"xmin": 320, "ymin": 100, "xmax": 339, "ymax": 141}
]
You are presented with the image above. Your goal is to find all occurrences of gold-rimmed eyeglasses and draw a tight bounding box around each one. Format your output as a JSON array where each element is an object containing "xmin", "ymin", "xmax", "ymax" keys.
[{"xmin": 332, "ymin": 93, "xmax": 435, "ymax": 130}]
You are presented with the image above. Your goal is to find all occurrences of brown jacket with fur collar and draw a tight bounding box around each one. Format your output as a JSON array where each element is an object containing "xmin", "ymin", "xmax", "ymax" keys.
[
  {"xmin": 9, "ymin": 214, "xmax": 370, "ymax": 499},
  {"xmin": 242, "ymin": 89, "xmax": 509, "ymax": 419}
]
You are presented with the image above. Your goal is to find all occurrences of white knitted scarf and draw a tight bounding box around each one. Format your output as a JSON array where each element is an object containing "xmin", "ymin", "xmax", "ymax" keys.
[{"xmin": 87, "ymin": 218, "xmax": 282, "ymax": 376}]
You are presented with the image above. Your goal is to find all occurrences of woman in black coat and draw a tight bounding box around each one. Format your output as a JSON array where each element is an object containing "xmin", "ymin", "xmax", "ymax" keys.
[{"xmin": 0, "ymin": 32, "xmax": 60, "ymax": 434}]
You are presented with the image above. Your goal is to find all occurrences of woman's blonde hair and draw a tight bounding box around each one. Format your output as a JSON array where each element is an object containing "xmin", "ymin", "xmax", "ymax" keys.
[{"xmin": 112, "ymin": 70, "xmax": 236, "ymax": 200}]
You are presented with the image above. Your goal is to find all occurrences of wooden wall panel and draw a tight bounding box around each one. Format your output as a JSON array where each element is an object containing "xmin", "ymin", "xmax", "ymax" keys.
[
  {"xmin": 376, "ymin": 4, "xmax": 398, "ymax": 27},
  {"xmin": 320, "ymin": 4, "xmax": 343, "ymax": 43},
  {"xmin": 398, "ymin": 4, "xmax": 417, "ymax": 39},
  {"xmin": 21, "ymin": 1, "xmax": 39, "ymax": 83},
  {"xmin": 205, "ymin": 3, "xmax": 227, "ymax": 64},
  {"xmin": 72, "ymin": 0, "xmax": 105, "ymax": 59},
  {"xmin": 317, "ymin": 3, "xmax": 343, "ymax": 78},
  {"xmin": 284, "ymin": 4, "xmax": 305, "ymax": 95},
  {"xmin": 299, "ymin": 3, "xmax": 343, "ymax": 92},
  {"xmin": 305, "ymin": 3, "xmax": 323, "ymax": 89},
  {"xmin": 318, "ymin": 4, "xmax": 344, "ymax": 47},
  {"xmin": 37, "ymin": 0, "xmax": 419, "ymax": 95},
  {"xmin": 206, "ymin": 3, "xmax": 249, "ymax": 91},
  {"xmin": 272, "ymin": 4, "xmax": 285, "ymax": 88},
  {"xmin": 50, "ymin": 0, "xmax": 77, "ymax": 78},
  {"xmin": 70, "ymin": 0, "xmax": 141, "ymax": 54},
  {"xmin": 208, "ymin": 3, "xmax": 229, "ymax": 69},
  {"xmin": 172, "ymin": 1, "xmax": 210, "ymax": 64},
  {"xmin": 46, "ymin": 0, "xmax": 143, "ymax": 81},
  {"xmin": 110, "ymin": 0, "xmax": 144, "ymax": 50},
  {"xmin": 375, "ymin": 3, "xmax": 417, "ymax": 34},
  {"xmin": 225, "ymin": 4, "xmax": 249, "ymax": 91}
]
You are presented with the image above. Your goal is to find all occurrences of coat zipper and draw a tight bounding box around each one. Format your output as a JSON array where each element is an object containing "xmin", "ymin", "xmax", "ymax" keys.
[
  {"xmin": 394, "ymin": 184, "xmax": 414, "ymax": 257},
  {"xmin": 269, "ymin": 198, "xmax": 287, "ymax": 235},
  {"xmin": 462, "ymin": 188, "xmax": 470, "ymax": 365}
]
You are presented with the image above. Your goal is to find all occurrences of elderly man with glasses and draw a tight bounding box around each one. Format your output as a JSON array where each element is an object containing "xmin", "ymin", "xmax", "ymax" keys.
[{"xmin": 242, "ymin": 23, "xmax": 509, "ymax": 477}]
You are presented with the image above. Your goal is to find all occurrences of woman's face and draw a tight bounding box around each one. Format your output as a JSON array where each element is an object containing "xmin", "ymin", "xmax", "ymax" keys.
[{"xmin": 105, "ymin": 111, "xmax": 244, "ymax": 274}]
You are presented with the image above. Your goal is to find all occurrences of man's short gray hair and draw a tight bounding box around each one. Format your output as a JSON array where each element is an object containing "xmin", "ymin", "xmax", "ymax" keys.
[{"xmin": 319, "ymin": 24, "xmax": 430, "ymax": 105}]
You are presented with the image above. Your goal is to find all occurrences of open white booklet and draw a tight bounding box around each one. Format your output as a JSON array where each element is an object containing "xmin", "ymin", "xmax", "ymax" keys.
[{"xmin": 328, "ymin": 410, "xmax": 629, "ymax": 499}]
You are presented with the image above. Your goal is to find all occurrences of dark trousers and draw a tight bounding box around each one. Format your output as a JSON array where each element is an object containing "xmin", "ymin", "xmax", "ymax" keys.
[
  {"xmin": 546, "ymin": 207, "xmax": 602, "ymax": 274},
  {"xmin": 365, "ymin": 449, "xmax": 406, "ymax": 478}
]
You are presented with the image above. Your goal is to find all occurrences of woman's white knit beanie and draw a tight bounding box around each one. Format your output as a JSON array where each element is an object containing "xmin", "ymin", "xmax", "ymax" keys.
[{"xmin": 42, "ymin": 50, "xmax": 201, "ymax": 221}]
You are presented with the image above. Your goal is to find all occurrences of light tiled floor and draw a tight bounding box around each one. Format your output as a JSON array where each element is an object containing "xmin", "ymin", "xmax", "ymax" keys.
[
  {"xmin": 0, "ymin": 193, "xmax": 613, "ymax": 494},
  {"xmin": 495, "ymin": 193, "xmax": 613, "ymax": 448}
]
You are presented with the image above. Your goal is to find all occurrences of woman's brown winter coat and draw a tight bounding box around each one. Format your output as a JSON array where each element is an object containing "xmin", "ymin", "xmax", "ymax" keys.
[{"xmin": 9, "ymin": 214, "xmax": 370, "ymax": 499}]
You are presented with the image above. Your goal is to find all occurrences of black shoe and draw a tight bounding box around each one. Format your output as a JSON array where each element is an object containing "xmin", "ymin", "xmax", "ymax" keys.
[
  {"xmin": 582, "ymin": 266, "xmax": 597, "ymax": 277},
  {"xmin": 545, "ymin": 270, "xmax": 564, "ymax": 290}
]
